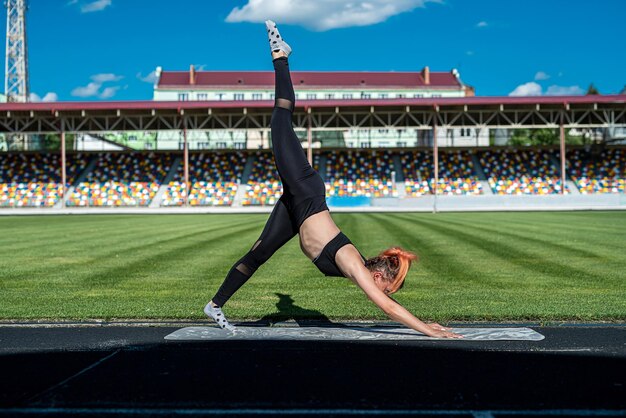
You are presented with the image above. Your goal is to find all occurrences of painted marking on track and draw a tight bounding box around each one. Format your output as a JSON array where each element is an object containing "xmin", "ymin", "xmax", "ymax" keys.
[
  {"xmin": 23, "ymin": 349, "xmax": 121, "ymax": 403},
  {"xmin": 0, "ymin": 408, "xmax": 625, "ymax": 416}
]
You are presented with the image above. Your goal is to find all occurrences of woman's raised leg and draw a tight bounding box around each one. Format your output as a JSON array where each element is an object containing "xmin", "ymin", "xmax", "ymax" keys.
[{"xmin": 270, "ymin": 57, "xmax": 319, "ymax": 193}]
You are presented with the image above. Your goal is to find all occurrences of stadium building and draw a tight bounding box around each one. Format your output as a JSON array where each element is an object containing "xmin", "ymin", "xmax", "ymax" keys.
[{"xmin": 152, "ymin": 65, "xmax": 488, "ymax": 150}]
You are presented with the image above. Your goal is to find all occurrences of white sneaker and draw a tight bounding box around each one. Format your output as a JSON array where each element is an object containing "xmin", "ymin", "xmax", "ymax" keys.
[
  {"xmin": 204, "ymin": 302, "xmax": 236, "ymax": 331},
  {"xmin": 265, "ymin": 20, "xmax": 292, "ymax": 57}
]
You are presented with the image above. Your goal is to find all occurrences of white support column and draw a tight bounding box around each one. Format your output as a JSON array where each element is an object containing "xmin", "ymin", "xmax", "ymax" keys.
[
  {"xmin": 560, "ymin": 113, "xmax": 566, "ymax": 195},
  {"xmin": 432, "ymin": 121, "xmax": 438, "ymax": 213},
  {"xmin": 307, "ymin": 107, "xmax": 313, "ymax": 166},
  {"xmin": 183, "ymin": 119, "xmax": 190, "ymax": 207},
  {"xmin": 61, "ymin": 130, "xmax": 66, "ymax": 209}
]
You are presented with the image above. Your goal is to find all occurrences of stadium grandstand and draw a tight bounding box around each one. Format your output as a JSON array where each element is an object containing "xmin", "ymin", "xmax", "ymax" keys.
[
  {"xmin": 1, "ymin": 145, "xmax": 625, "ymax": 209},
  {"xmin": 0, "ymin": 74, "xmax": 625, "ymax": 210}
]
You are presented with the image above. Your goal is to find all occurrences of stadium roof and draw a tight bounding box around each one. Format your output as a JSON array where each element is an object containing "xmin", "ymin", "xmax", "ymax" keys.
[
  {"xmin": 1, "ymin": 94, "xmax": 624, "ymax": 111},
  {"xmin": 157, "ymin": 68, "xmax": 462, "ymax": 89},
  {"xmin": 0, "ymin": 95, "xmax": 624, "ymax": 132}
]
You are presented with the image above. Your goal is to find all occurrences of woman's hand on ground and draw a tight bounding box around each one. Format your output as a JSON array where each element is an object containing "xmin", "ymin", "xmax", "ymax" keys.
[
  {"xmin": 426, "ymin": 322, "xmax": 451, "ymax": 331},
  {"xmin": 427, "ymin": 329, "xmax": 464, "ymax": 339}
]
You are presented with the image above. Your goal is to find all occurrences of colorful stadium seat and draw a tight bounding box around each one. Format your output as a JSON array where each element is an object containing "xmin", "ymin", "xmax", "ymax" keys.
[
  {"xmin": 242, "ymin": 152, "xmax": 282, "ymax": 206},
  {"xmin": 162, "ymin": 152, "xmax": 246, "ymax": 206},
  {"xmin": 0, "ymin": 153, "xmax": 88, "ymax": 207},
  {"xmin": 568, "ymin": 148, "xmax": 625, "ymax": 194},
  {"xmin": 479, "ymin": 149, "xmax": 567, "ymax": 195},
  {"xmin": 67, "ymin": 152, "xmax": 173, "ymax": 207},
  {"xmin": 399, "ymin": 150, "xmax": 482, "ymax": 196},
  {"xmin": 323, "ymin": 150, "xmax": 398, "ymax": 198}
]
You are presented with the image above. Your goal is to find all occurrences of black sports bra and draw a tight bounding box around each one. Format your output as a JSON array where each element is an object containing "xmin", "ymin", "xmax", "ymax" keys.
[{"xmin": 312, "ymin": 232, "xmax": 367, "ymax": 277}]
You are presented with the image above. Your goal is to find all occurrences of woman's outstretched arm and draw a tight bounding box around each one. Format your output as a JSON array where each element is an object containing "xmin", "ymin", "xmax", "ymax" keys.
[{"xmin": 335, "ymin": 245, "xmax": 464, "ymax": 339}]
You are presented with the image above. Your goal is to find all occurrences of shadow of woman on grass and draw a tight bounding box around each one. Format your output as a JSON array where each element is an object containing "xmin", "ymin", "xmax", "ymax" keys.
[{"xmin": 245, "ymin": 293, "xmax": 347, "ymax": 328}]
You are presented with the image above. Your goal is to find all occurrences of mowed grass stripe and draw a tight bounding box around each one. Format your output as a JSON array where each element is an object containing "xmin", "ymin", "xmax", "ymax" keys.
[
  {"xmin": 0, "ymin": 212, "xmax": 624, "ymax": 321},
  {"xmin": 0, "ymin": 216, "xmax": 260, "ymax": 281},
  {"xmin": 410, "ymin": 215, "xmax": 603, "ymax": 285}
]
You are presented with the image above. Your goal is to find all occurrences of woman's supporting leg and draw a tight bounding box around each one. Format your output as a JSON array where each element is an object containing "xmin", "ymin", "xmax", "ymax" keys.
[
  {"xmin": 210, "ymin": 197, "xmax": 298, "ymax": 307},
  {"xmin": 271, "ymin": 57, "xmax": 320, "ymax": 194}
]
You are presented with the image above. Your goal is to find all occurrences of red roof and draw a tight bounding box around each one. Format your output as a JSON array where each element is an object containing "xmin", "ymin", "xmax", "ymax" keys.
[{"xmin": 158, "ymin": 70, "xmax": 461, "ymax": 89}]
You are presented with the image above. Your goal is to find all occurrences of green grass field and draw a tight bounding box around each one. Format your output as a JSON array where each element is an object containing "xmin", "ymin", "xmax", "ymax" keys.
[{"xmin": 0, "ymin": 212, "xmax": 624, "ymax": 322}]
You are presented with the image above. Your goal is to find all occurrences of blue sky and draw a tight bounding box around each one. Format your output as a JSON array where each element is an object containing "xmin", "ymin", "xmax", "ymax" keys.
[{"xmin": 5, "ymin": 0, "xmax": 625, "ymax": 102}]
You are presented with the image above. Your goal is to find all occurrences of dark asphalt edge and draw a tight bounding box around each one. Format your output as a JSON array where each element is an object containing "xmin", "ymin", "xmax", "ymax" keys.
[{"xmin": 0, "ymin": 407, "xmax": 625, "ymax": 416}]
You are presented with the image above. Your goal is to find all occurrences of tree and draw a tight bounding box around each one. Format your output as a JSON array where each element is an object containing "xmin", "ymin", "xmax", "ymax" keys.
[
  {"xmin": 43, "ymin": 133, "xmax": 60, "ymax": 150},
  {"xmin": 586, "ymin": 84, "xmax": 600, "ymax": 95},
  {"xmin": 509, "ymin": 128, "xmax": 559, "ymax": 146}
]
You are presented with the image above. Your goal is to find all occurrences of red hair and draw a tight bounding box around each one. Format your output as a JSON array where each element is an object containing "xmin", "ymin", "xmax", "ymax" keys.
[{"xmin": 364, "ymin": 247, "xmax": 419, "ymax": 294}]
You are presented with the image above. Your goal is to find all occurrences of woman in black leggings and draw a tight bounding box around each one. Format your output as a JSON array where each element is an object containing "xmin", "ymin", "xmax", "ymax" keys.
[{"xmin": 204, "ymin": 20, "xmax": 463, "ymax": 339}]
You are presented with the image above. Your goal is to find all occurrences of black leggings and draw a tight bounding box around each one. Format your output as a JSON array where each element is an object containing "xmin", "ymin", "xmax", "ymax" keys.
[{"xmin": 211, "ymin": 57, "xmax": 327, "ymax": 307}]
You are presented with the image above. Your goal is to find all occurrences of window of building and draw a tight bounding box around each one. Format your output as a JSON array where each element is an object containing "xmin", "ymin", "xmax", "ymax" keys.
[
  {"xmin": 397, "ymin": 94, "xmax": 406, "ymax": 99},
  {"xmin": 413, "ymin": 93, "xmax": 424, "ymax": 98},
  {"xmin": 379, "ymin": 93, "xmax": 388, "ymax": 99},
  {"xmin": 342, "ymin": 93, "xmax": 353, "ymax": 99},
  {"xmin": 197, "ymin": 142, "xmax": 210, "ymax": 150},
  {"xmin": 144, "ymin": 142, "xmax": 153, "ymax": 150},
  {"xmin": 197, "ymin": 93, "xmax": 208, "ymax": 101},
  {"xmin": 234, "ymin": 93, "xmax": 245, "ymax": 101},
  {"xmin": 178, "ymin": 93, "xmax": 189, "ymax": 101},
  {"xmin": 378, "ymin": 129, "xmax": 389, "ymax": 134},
  {"xmin": 397, "ymin": 141, "xmax": 407, "ymax": 148},
  {"xmin": 234, "ymin": 142, "xmax": 246, "ymax": 150},
  {"xmin": 252, "ymin": 93, "xmax": 262, "ymax": 100},
  {"xmin": 361, "ymin": 141, "xmax": 371, "ymax": 148},
  {"xmin": 325, "ymin": 93, "xmax": 334, "ymax": 100},
  {"xmin": 306, "ymin": 93, "xmax": 317, "ymax": 100},
  {"xmin": 460, "ymin": 128, "xmax": 472, "ymax": 137},
  {"xmin": 216, "ymin": 93, "xmax": 225, "ymax": 101},
  {"xmin": 361, "ymin": 92, "xmax": 371, "ymax": 99},
  {"xmin": 128, "ymin": 135, "xmax": 137, "ymax": 142},
  {"xmin": 432, "ymin": 94, "xmax": 442, "ymax": 98},
  {"xmin": 216, "ymin": 142, "xmax": 227, "ymax": 149},
  {"xmin": 270, "ymin": 93, "xmax": 275, "ymax": 100}
]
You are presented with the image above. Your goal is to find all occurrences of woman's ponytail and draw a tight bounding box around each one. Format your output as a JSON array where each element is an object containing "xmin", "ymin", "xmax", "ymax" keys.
[{"xmin": 380, "ymin": 247, "xmax": 418, "ymax": 294}]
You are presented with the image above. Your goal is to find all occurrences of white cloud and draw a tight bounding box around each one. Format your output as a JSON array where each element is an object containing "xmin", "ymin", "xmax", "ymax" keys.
[
  {"xmin": 81, "ymin": 0, "xmax": 111, "ymax": 13},
  {"xmin": 137, "ymin": 70, "xmax": 158, "ymax": 84},
  {"xmin": 509, "ymin": 81, "xmax": 585, "ymax": 97},
  {"xmin": 545, "ymin": 85, "xmax": 584, "ymax": 96},
  {"xmin": 91, "ymin": 73, "xmax": 123, "ymax": 83},
  {"xmin": 71, "ymin": 73, "xmax": 123, "ymax": 99},
  {"xmin": 43, "ymin": 92, "xmax": 58, "ymax": 101},
  {"xmin": 226, "ymin": 0, "xmax": 442, "ymax": 31},
  {"xmin": 99, "ymin": 86, "xmax": 120, "ymax": 99},
  {"xmin": 29, "ymin": 92, "xmax": 58, "ymax": 102},
  {"xmin": 71, "ymin": 82, "xmax": 101, "ymax": 97},
  {"xmin": 534, "ymin": 71, "xmax": 550, "ymax": 81},
  {"xmin": 476, "ymin": 21, "xmax": 488, "ymax": 28},
  {"xmin": 509, "ymin": 81, "xmax": 542, "ymax": 96}
]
